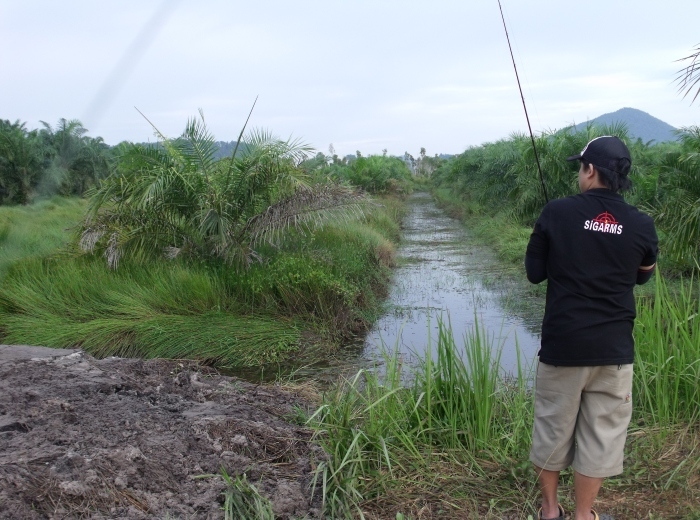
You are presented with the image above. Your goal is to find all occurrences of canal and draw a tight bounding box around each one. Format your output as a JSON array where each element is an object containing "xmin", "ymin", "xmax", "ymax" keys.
[{"xmin": 361, "ymin": 191, "xmax": 542, "ymax": 376}]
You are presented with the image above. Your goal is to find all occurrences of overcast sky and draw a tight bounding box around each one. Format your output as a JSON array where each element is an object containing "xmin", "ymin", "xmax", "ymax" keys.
[{"xmin": 2, "ymin": 1, "xmax": 699, "ymax": 157}]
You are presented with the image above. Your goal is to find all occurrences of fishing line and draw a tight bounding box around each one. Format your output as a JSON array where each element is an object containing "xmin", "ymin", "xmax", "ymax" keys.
[{"xmin": 497, "ymin": 0, "xmax": 549, "ymax": 203}]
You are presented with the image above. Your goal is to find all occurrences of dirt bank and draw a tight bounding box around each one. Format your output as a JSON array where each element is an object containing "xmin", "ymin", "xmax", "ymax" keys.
[{"xmin": 0, "ymin": 345, "xmax": 324, "ymax": 519}]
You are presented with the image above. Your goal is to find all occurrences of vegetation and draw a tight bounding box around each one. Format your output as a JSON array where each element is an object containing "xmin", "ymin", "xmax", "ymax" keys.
[
  {"xmin": 676, "ymin": 43, "xmax": 700, "ymax": 105},
  {"xmin": 0, "ymin": 115, "xmax": 409, "ymax": 369},
  {"xmin": 309, "ymin": 290, "xmax": 700, "ymax": 518},
  {"xmin": 314, "ymin": 154, "xmax": 415, "ymax": 195},
  {"xmin": 80, "ymin": 113, "xmax": 369, "ymax": 270},
  {"xmin": 0, "ymin": 196, "xmax": 86, "ymax": 278},
  {"xmin": 431, "ymin": 122, "xmax": 700, "ymax": 274},
  {"xmin": 3, "ymin": 100, "xmax": 697, "ymax": 518},
  {"xmin": 0, "ymin": 118, "xmax": 110, "ymax": 204}
]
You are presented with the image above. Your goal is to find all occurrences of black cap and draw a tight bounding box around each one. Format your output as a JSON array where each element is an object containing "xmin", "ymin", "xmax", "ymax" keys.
[{"xmin": 566, "ymin": 136, "xmax": 631, "ymax": 173}]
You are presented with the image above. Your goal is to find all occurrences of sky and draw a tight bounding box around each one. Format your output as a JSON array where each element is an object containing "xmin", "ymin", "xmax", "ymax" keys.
[{"xmin": 2, "ymin": 1, "xmax": 699, "ymax": 157}]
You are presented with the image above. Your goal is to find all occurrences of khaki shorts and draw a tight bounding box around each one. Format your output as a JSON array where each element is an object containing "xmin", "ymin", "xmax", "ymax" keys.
[{"xmin": 529, "ymin": 362, "xmax": 633, "ymax": 478}]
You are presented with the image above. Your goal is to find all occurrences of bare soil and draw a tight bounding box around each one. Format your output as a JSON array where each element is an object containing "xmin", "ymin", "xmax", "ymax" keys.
[{"xmin": 0, "ymin": 345, "xmax": 324, "ymax": 519}]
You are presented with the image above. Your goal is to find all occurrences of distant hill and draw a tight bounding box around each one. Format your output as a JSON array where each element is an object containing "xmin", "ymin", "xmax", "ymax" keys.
[{"xmin": 572, "ymin": 107, "xmax": 678, "ymax": 144}]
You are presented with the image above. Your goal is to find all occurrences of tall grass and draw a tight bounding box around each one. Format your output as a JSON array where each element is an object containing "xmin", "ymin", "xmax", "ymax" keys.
[
  {"xmin": 309, "ymin": 318, "xmax": 537, "ymax": 519},
  {"xmin": 634, "ymin": 272, "xmax": 700, "ymax": 425},
  {"xmin": 0, "ymin": 257, "xmax": 301, "ymax": 366}
]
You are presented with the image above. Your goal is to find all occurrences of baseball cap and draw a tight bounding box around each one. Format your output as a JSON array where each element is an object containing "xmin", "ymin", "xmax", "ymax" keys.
[{"xmin": 566, "ymin": 136, "xmax": 631, "ymax": 173}]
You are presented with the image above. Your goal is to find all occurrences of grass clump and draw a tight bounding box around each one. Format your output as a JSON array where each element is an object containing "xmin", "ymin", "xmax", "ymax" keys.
[
  {"xmin": 0, "ymin": 257, "xmax": 301, "ymax": 366},
  {"xmin": 220, "ymin": 469, "xmax": 275, "ymax": 520},
  {"xmin": 634, "ymin": 273, "xmax": 700, "ymax": 425}
]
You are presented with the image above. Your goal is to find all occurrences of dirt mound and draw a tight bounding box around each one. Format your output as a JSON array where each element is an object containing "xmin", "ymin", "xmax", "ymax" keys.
[{"xmin": 0, "ymin": 346, "xmax": 324, "ymax": 519}]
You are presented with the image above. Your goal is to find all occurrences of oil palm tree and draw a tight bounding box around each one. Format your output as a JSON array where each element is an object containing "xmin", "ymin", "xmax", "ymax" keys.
[
  {"xmin": 0, "ymin": 120, "xmax": 46, "ymax": 204},
  {"xmin": 645, "ymin": 126, "xmax": 700, "ymax": 267},
  {"xmin": 39, "ymin": 118, "xmax": 110, "ymax": 195},
  {"xmin": 80, "ymin": 112, "xmax": 368, "ymax": 269}
]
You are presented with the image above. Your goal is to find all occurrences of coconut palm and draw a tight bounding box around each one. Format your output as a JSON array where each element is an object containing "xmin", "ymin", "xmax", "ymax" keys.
[{"xmin": 80, "ymin": 113, "xmax": 368, "ymax": 269}]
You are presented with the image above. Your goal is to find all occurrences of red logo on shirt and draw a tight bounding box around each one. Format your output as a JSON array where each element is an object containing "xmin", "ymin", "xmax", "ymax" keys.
[{"xmin": 584, "ymin": 212, "xmax": 623, "ymax": 234}]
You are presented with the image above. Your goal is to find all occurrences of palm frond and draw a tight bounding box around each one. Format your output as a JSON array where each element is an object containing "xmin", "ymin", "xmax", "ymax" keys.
[
  {"xmin": 675, "ymin": 44, "xmax": 700, "ymax": 104},
  {"xmin": 177, "ymin": 110, "xmax": 217, "ymax": 175},
  {"xmin": 243, "ymin": 184, "xmax": 370, "ymax": 247}
]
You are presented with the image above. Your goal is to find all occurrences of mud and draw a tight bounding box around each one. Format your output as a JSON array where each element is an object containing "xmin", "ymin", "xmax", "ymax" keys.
[{"xmin": 0, "ymin": 345, "xmax": 324, "ymax": 519}]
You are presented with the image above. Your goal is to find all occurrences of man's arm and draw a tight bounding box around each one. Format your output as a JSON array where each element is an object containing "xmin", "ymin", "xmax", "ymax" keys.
[
  {"xmin": 525, "ymin": 255, "xmax": 547, "ymax": 284},
  {"xmin": 636, "ymin": 263, "xmax": 656, "ymax": 285},
  {"xmin": 525, "ymin": 211, "xmax": 549, "ymax": 284}
]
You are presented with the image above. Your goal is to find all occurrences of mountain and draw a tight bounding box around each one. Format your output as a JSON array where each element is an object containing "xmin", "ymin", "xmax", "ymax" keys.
[{"xmin": 571, "ymin": 107, "xmax": 678, "ymax": 144}]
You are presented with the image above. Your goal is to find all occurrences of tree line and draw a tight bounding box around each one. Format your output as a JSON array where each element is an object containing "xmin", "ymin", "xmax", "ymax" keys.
[{"xmin": 0, "ymin": 118, "xmax": 112, "ymax": 204}]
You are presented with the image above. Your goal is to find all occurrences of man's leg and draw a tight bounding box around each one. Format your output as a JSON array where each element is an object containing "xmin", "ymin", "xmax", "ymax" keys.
[
  {"xmin": 534, "ymin": 466, "xmax": 560, "ymax": 519},
  {"xmin": 573, "ymin": 471, "xmax": 602, "ymax": 520},
  {"xmin": 573, "ymin": 364, "xmax": 634, "ymax": 519},
  {"xmin": 530, "ymin": 363, "xmax": 584, "ymax": 518}
]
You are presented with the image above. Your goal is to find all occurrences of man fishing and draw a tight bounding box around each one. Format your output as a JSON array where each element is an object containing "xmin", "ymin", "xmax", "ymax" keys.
[{"xmin": 525, "ymin": 136, "xmax": 658, "ymax": 520}]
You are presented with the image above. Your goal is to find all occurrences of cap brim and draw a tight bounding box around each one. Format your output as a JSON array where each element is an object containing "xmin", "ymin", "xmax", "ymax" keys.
[{"xmin": 566, "ymin": 154, "xmax": 582, "ymax": 162}]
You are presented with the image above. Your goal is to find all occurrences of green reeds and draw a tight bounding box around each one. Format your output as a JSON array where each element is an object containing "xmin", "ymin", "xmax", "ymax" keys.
[
  {"xmin": 309, "ymin": 317, "xmax": 536, "ymax": 518},
  {"xmin": 413, "ymin": 316, "xmax": 503, "ymax": 451},
  {"xmin": 310, "ymin": 283, "xmax": 700, "ymax": 517},
  {"xmin": 634, "ymin": 272, "xmax": 700, "ymax": 425}
]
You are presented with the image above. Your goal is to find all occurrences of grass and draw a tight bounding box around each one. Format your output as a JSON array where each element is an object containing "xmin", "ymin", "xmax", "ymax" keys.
[
  {"xmin": 309, "ymin": 318, "xmax": 538, "ymax": 519},
  {"xmin": 430, "ymin": 187, "xmax": 693, "ymax": 305},
  {"xmin": 220, "ymin": 469, "xmax": 275, "ymax": 520},
  {"xmin": 309, "ymin": 296, "xmax": 700, "ymax": 519},
  {"xmin": 0, "ymin": 196, "xmax": 86, "ymax": 278},
  {"xmin": 634, "ymin": 273, "xmax": 700, "ymax": 426},
  {"xmin": 0, "ymin": 195, "xmax": 404, "ymax": 368}
]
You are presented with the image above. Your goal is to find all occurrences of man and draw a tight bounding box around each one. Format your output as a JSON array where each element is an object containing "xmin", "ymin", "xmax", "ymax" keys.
[{"xmin": 525, "ymin": 136, "xmax": 658, "ymax": 520}]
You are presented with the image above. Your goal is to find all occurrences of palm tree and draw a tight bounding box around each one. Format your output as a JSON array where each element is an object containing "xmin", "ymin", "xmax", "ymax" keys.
[
  {"xmin": 645, "ymin": 126, "xmax": 700, "ymax": 267},
  {"xmin": 0, "ymin": 120, "xmax": 46, "ymax": 204},
  {"xmin": 676, "ymin": 44, "xmax": 700, "ymax": 105},
  {"xmin": 80, "ymin": 113, "xmax": 369, "ymax": 269}
]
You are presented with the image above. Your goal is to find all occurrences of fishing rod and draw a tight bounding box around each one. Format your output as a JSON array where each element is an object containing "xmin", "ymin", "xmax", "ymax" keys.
[{"xmin": 497, "ymin": 0, "xmax": 549, "ymax": 203}]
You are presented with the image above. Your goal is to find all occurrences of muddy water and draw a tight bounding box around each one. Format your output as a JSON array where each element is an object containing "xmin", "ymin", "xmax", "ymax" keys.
[{"xmin": 361, "ymin": 192, "xmax": 542, "ymax": 376}]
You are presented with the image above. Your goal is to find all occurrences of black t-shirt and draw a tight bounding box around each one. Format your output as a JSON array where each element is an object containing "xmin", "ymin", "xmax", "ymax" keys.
[{"xmin": 525, "ymin": 188, "xmax": 658, "ymax": 366}]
